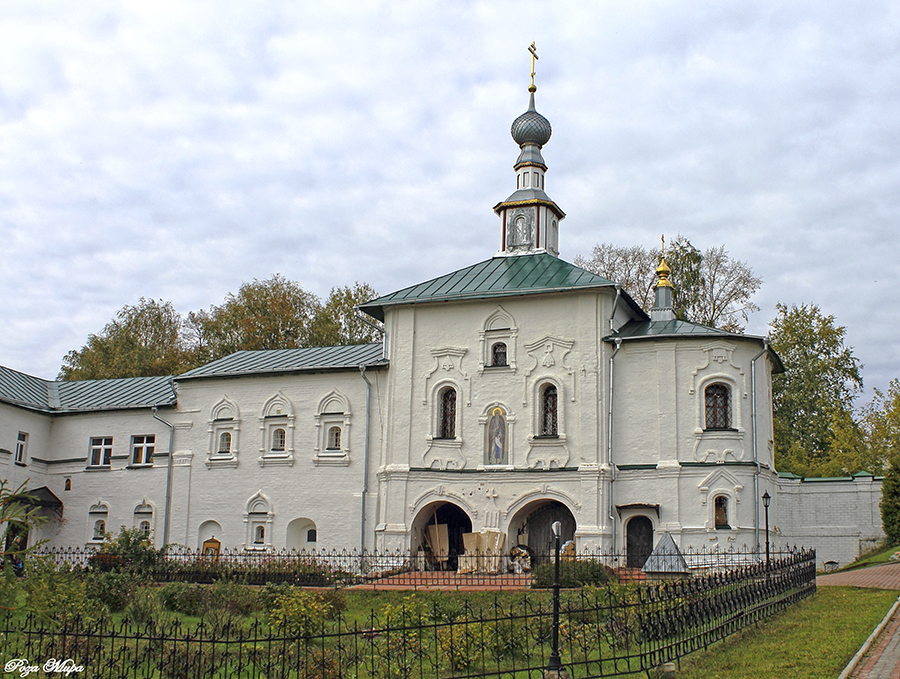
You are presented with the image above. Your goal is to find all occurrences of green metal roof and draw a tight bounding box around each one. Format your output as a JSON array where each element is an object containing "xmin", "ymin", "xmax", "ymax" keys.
[
  {"xmin": 606, "ymin": 319, "xmax": 785, "ymax": 373},
  {"xmin": 359, "ymin": 253, "xmax": 621, "ymax": 321},
  {"xmin": 177, "ymin": 343, "xmax": 386, "ymax": 380},
  {"xmin": 0, "ymin": 365, "xmax": 176, "ymax": 414}
]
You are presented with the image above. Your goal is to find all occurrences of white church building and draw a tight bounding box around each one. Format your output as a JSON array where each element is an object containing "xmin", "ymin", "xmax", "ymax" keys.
[{"xmin": 0, "ymin": 78, "xmax": 883, "ymax": 569}]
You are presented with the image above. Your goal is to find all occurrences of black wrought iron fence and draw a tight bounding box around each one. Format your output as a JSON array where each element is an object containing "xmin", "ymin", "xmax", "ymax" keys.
[
  {"xmin": 0, "ymin": 549, "xmax": 816, "ymax": 678},
  {"xmin": 31, "ymin": 543, "xmax": 805, "ymax": 589}
]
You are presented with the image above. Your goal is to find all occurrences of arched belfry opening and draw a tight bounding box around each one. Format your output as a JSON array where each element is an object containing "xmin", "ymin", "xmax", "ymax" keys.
[
  {"xmin": 412, "ymin": 502, "xmax": 473, "ymax": 571},
  {"xmin": 508, "ymin": 500, "xmax": 576, "ymax": 565}
]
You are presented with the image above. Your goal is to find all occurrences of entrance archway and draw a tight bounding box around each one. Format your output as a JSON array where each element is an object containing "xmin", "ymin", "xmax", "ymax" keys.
[
  {"xmin": 412, "ymin": 502, "xmax": 472, "ymax": 571},
  {"xmin": 626, "ymin": 516, "xmax": 653, "ymax": 569},
  {"xmin": 509, "ymin": 500, "xmax": 576, "ymax": 566}
]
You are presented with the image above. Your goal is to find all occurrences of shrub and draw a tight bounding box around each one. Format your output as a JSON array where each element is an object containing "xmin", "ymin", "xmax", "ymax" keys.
[
  {"xmin": 532, "ymin": 559, "xmax": 614, "ymax": 588},
  {"xmin": 124, "ymin": 587, "xmax": 165, "ymax": 626},
  {"xmin": 158, "ymin": 582, "xmax": 208, "ymax": 616},
  {"xmin": 24, "ymin": 558, "xmax": 102, "ymax": 625},
  {"xmin": 269, "ymin": 589, "xmax": 332, "ymax": 637},
  {"xmin": 84, "ymin": 570, "xmax": 140, "ymax": 612},
  {"xmin": 91, "ymin": 526, "xmax": 163, "ymax": 572}
]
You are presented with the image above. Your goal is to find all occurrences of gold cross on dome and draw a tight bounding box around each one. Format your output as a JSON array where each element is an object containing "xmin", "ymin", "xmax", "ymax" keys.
[{"xmin": 528, "ymin": 42, "xmax": 538, "ymax": 91}]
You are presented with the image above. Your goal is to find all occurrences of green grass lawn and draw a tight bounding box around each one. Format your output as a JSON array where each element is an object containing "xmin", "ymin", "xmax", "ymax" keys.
[
  {"xmin": 672, "ymin": 587, "xmax": 898, "ymax": 679},
  {"xmin": 834, "ymin": 543, "xmax": 900, "ymax": 572}
]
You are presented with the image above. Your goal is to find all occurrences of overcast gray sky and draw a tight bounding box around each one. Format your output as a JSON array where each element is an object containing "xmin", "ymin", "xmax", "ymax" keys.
[{"xmin": 2, "ymin": 1, "xmax": 898, "ymax": 402}]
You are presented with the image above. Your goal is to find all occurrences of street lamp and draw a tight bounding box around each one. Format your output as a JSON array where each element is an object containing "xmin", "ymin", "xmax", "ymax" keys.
[
  {"xmin": 762, "ymin": 491, "xmax": 771, "ymax": 566},
  {"xmin": 545, "ymin": 520, "xmax": 569, "ymax": 678}
]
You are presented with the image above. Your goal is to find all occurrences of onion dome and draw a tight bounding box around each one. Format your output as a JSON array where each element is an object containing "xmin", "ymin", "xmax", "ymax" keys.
[{"xmin": 511, "ymin": 92, "xmax": 552, "ymax": 148}]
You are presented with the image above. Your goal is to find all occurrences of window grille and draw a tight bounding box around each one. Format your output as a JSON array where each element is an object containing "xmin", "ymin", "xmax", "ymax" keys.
[
  {"xmin": 438, "ymin": 388, "xmax": 457, "ymax": 439},
  {"xmin": 540, "ymin": 385, "xmax": 558, "ymax": 436},
  {"xmin": 705, "ymin": 384, "xmax": 731, "ymax": 429},
  {"xmin": 491, "ymin": 342, "xmax": 508, "ymax": 367}
]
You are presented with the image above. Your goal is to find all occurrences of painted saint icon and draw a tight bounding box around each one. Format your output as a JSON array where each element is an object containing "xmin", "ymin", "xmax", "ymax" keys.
[{"xmin": 487, "ymin": 407, "xmax": 507, "ymax": 465}]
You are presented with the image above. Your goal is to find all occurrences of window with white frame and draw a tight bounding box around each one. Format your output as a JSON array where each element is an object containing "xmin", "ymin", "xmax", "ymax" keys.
[
  {"xmin": 271, "ymin": 427, "xmax": 286, "ymax": 452},
  {"xmin": 131, "ymin": 435, "xmax": 155, "ymax": 465},
  {"xmin": 326, "ymin": 426, "xmax": 341, "ymax": 450},
  {"xmin": 89, "ymin": 437, "xmax": 113, "ymax": 467},
  {"xmin": 259, "ymin": 393, "xmax": 294, "ymax": 465},
  {"xmin": 207, "ymin": 397, "xmax": 240, "ymax": 469},
  {"xmin": 88, "ymin": 502, "xmax": 109, "ymax": 543},
  {"xmin": 134, "ymin": 501, "xmax": 153, "ymax": 540},
  {"xmin": 480, "ymin": 306, "xmax": 517, "ymax": 372},
  {"xmin": 218, "ymin": 431, "xmax": 232, "ymax": 454},
  {"xmin": 314, "ymin": 390, "xmax": 352, "ymax": 466},
  {"xmin": 245, "ymin": 493, "xmax": 272, "ymax": 550},
  {"xmin": 15, "ymin": 432, "xmax": 27, "ymax": 465}
]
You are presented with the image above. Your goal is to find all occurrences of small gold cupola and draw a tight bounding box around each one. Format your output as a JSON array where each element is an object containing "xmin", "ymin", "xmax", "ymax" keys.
[{"xmin": 651, "ymin": 236, "xmax": 677, "ymax": 322}]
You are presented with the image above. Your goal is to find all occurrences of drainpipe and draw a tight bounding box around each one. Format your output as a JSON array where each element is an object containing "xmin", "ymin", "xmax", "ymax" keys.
[
  {"xmin": 359, "ymin": 365, "xmax": 373, "ymax": 557},
  {"xmin": 153, "ymin": 398, "xmax": 175, "ymax": 547},
  {"xmin": 750, "ymin": 340, "xmax": 769, "ymax": 553},
  {"xmin": 608, "ymin": 337, "xmax": 622, "ymax": 552}
]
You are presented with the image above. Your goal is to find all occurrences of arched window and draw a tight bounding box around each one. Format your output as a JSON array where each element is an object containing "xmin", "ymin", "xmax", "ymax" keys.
[
  {"xmin": 326, "ymin": 426, "xmax": 341, "ymax": 450},
  {"xmin": 254, "ymin": 525, "xmax": 265, "ymax": 544},
  {"xmin": 705, "ymin": 384, "xmax": 731, "ymax": 429},
  {"xmin": 714, "ymin": 496, "xmax": 729, "ymax": 529},
  {"xmin": 540, "ymin": 384, "xmax": 558, "ymax": 436},
  {"xmin": 218, "ymin": 432, "xmax": 232, "ymax": 454},
  {"xmin": 438, "ymin": 387, "xmax": 457, "ymax": 439},
  {"xmin": 139, "ymin": 520, "xmax": 151, "ymax": 536},
  {"xmin": 93, "ymin": 520, "xmax": 106, "ymax": 540},
  {"xmin": 307, "ymin": 529, "xmax": 317, "ymax": 543},
  {"xmin": 271, "ymin": 428, "xmax": 286, "ymax": 452},
  {"xmin": 491, "ymin": 342, "xmax": 508, "ymax": 367}
]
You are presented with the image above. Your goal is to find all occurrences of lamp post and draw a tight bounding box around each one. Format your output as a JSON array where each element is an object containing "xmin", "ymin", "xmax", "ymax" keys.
[
  {"xmin": 545, "ymin": 520, "xmax": 569, "ymax": 678},
  {"xmin": 762, "ymin": 491, "xmax": 771, "ymax": 566}
]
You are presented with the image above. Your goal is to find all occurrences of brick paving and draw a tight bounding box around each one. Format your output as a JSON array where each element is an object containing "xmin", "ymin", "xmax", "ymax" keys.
[{"xmin": 818, "ymin": 562, "xmax": 900, "ymax": 678}]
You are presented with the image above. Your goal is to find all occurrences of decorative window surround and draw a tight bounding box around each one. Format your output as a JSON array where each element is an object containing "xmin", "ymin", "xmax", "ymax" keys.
[
  {"xmin": 87, "ymin": 502, "xmax": 109, "ymax": 544},
  {"xmin": 423, "ymin": 347, "xmax": 470, "ymax": 406},
  {"xmin": 314, "ymin": 390, "xmax": 351, "ymax": 467},
  {"xmin": 259, "ymin": 392, "xmax": 294, "ymax": 467},
  {"xmin": 244, "ymin": 492, "xmax": 273, "ymax": 551},
  {"xmin": 133, "ymin": 500, "xmax": 154, "ymax": 541},
  {"xmin": 526, "ymin": 433, "xmax": 570, "ymax": 470},
  {"xmin": 207, "ymin": 397, "xmax": 240, "ymax": 469},
  {"xmin": 478, "ymin": 307, "xmax": 518, "ymax": 374}
]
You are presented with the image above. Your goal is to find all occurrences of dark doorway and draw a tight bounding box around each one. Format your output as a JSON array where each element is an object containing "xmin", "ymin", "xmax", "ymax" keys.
[
  {"xmin": 421, "ymin": 503, "xmax": 472, "ymax": 571},
  {"xmin": 525, "ymin": 501, "xmax": 576, "ymax": 565},
  {"xmin": 626, "ymin": 516, "xmax": 653, "ymax": 569}
]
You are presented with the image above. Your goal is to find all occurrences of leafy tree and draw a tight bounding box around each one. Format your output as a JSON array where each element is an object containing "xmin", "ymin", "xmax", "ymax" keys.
[
  {"xmin": 881, "ymin": 460, "xmax": 900, "ymax": 545},
  {"xmin": 310, "ymin": 282, "xmax": 382, "ymax": 346},
  {"xmin": 574, "ymin": 236, "xmax": 761, "ymax": 331},
  {"xmin": 59, "ymin": 298, "xmax": 198, "ymax": 379},
  {"xmin": 195, "ymin": 274, "xmax": 321, "ymax": 360},
  {"xmin": 769, "ymin": 302, "xmax": 864, "ymax": 475}
]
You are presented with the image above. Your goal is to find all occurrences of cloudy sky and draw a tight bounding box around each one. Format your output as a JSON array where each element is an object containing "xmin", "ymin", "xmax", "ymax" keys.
[{"xmin": 2, "ymin": 1, "xmax": 898, "ymax": 401}]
